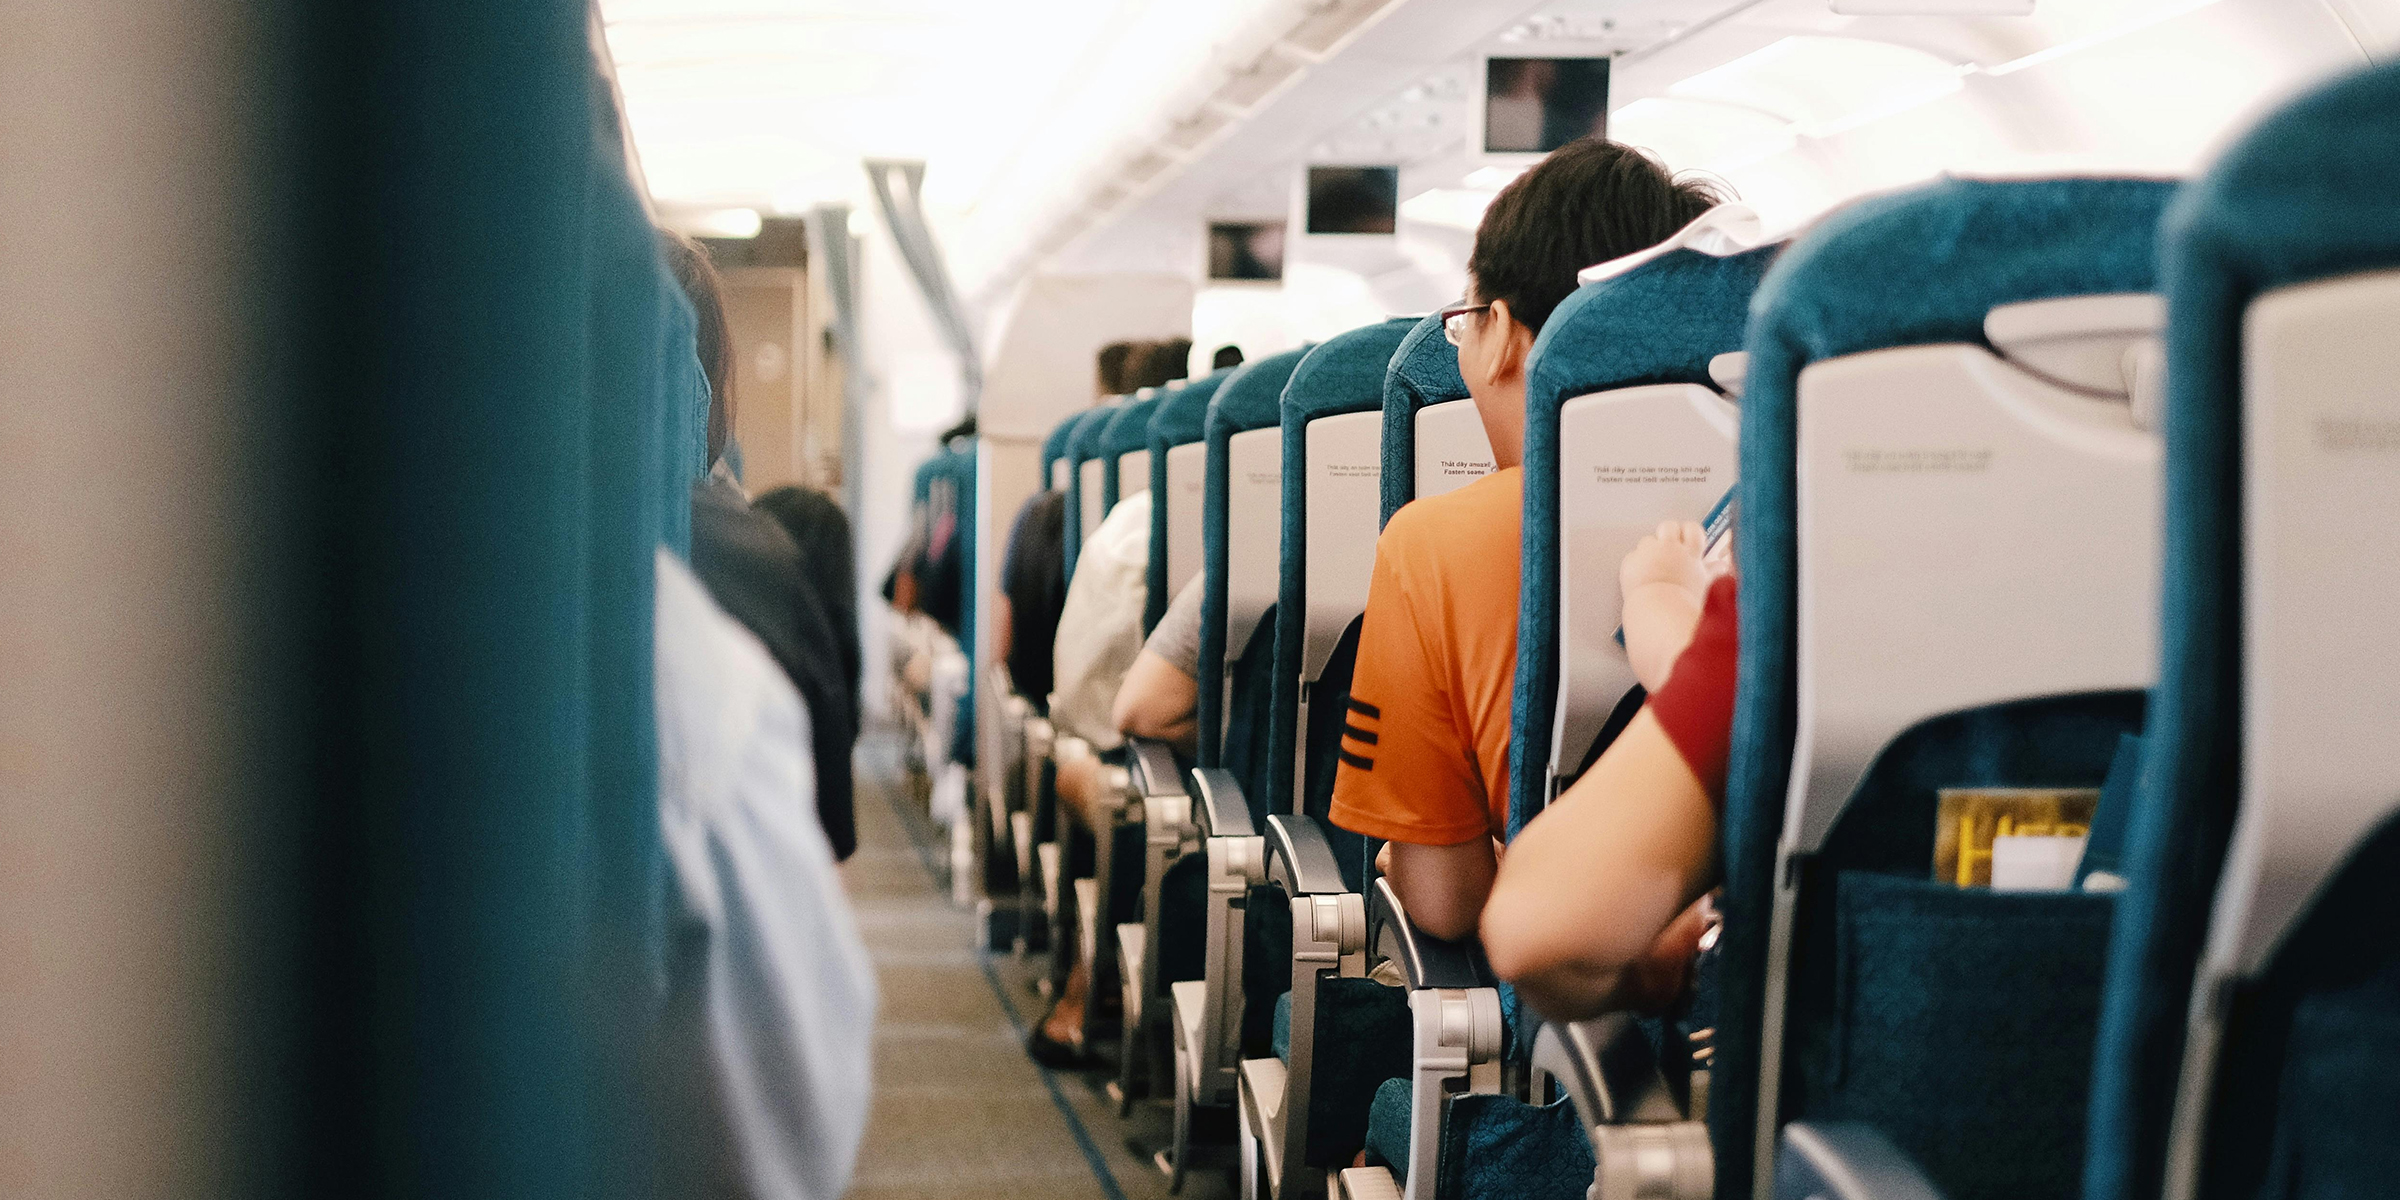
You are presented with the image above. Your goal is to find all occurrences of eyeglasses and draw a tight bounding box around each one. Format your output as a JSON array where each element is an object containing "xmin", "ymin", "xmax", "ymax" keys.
[{"xmin": 1439, "ymin": 300, "xmax": 1492, "ymax": 347}]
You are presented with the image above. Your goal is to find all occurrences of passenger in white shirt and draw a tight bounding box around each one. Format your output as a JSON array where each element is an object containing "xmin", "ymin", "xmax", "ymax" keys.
[
  {"xmin": 653, "ymin": 548, "xmax": 876, "ymax": 1200},
  {"xmin": 1028, "ymin": 491, "xmax": 1154, "ymax": 1064}
]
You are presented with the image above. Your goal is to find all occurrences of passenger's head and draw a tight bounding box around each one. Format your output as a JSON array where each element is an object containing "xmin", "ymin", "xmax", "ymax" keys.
[
  {"xmin": 1212, "ymin": 344, "xmax": 1245, "ymax": 370},
  {"xmin": 1452, "ymin": 140, "xmax": 1724, "ymax": 466},
  {"xmin": 1096, "ymin": 341, "xmax": 1139, "ymax": 398},
  {"xmin": 1128, "ymin": 338, "xmax": 1192, "ymax": 391},
  {"xmin": 657, "ymin": 229, "xmax": 734, "ymax": 463}
]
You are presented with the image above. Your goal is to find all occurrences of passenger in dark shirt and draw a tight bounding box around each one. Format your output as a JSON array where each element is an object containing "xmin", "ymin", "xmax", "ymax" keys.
[
  {"xmin": 661, "ymin": 227, "xmax": 862, "ymax": 861},
  {"xmin": 756, "ymin": 484, "xmax": 861, "ymax": 729},
  {"xmin": 994, "ymin": 489, "xmax": 1068, "ymax": 709},
  {"xmin": 690, "ymin": 477, "xmax": 860, "ymax": 861}
]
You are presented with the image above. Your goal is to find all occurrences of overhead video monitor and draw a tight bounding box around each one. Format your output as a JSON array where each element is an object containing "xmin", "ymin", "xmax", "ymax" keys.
[
  {"xmin": 1208, "ymin": 221, "xmax": 1287, "ymax": 281},
  {"xmin": 1482, "ymin": 56, "xmax": 1611, "ymax": 154},
  {"xmin": 1305, "ymin": 166, "xmax": 1399, "ymax": 235}
]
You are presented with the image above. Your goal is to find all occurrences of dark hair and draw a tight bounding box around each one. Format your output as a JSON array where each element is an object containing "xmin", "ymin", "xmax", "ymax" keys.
[
  {"xmin": 1467, "ymin": 140, "xmax": 1725, "ymax": 336},
  {"xmin": 1097, "ymin": 341, "xmax": 1139, "ymax": 395},
  {"xmin": 657, "ymin": 228, "xmax": 734, "ymax": 462},
  {"xmin": 1127, "ymin": 338, "xmax": 1192, "ymax": 390},
  {"xmin": 1212, "ymin": 344, "xmax": 1245, "ymax": 370}
]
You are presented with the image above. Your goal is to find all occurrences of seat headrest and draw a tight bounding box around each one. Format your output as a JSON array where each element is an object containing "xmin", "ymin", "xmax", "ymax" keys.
[
  {"xmin": 1747, "ymin": 175, "xmax": 2177, "ymax": 375},
  {"xmin": 912, "ymin": 443, "xmax": 975, "ymax": 502},
  {"xmin": 1383, "ymin": 311, "xmax": 1470, "ymax": 414},
  {"xmin": 911, "ymin": 454, "xmax": 945, "ymax": 503},
  {"xmin": 2167, "ymin": 61, "xmax": 2400, "ymax": 304},
  {"xmin": 1148, "ymin": 369, "xmax": 1229, "ymax": 450},
  {"xmin": 1527, "ymin": 242, "xmax": 1780, "ymax": 414},
  {"xmin": 1285, "ymin": 317, "xmax": 1418, "ymax": 424},
  {"xmin": 1101, "ymin": 394, "xmax": 1162, "ymax": 457},
  {"xmin": 1207, "ymin": 344, "xmax": 1311, "ymax": 439},
  {"xmin": 1066, "ymin": 403, "xmax": 1119, "ymax": 463},
  {"xmin": 1379, "ymin": 312, "xmax": 1474, "ymax": 524}
]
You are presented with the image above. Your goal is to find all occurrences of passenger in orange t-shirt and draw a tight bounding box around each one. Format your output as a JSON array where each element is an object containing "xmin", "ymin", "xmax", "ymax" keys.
[{"xmin": 1329, "ymin": 140, "xmax": 1725, "ymax": 941}]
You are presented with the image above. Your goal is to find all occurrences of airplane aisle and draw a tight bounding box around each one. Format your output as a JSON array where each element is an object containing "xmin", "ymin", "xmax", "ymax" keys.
[{"xmin": 848, "ymin": 730, "xmax": 1234, "ymax": 1200}]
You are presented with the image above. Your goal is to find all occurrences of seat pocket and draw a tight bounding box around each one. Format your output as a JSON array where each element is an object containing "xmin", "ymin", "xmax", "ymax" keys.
[{"xmin": 1825, "ymin": 871, "xmax": 2113, "ymax": 1200}]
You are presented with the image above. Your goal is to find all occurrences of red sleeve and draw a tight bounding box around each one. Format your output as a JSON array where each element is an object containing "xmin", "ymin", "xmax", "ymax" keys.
[{"xmin": 1647, "ymin": 575, "xmax": 1739, "ymax": 808}]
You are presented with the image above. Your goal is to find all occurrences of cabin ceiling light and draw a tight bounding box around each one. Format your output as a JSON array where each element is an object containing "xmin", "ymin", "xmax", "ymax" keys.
[
  {"xmin": 1669, "ymin": 36, "xmax": 1968, "ymax": 139},
  {"xmin": 1984, "ymin": 0, "xmax": 2227, "ymax": 76},
  {"xmin": 1831, "ymin": 0, "xmax": 2034, "ymax": 13},
  {"xmin": 1609, "ymin": 97, "xmax": 1798, "ymax": 174},
  {"xmin": 685, "ymin": 207, "xmax": 764, "ymax": 239},
  {"xmin": 1460, "ymin": 165, "xmax": 1524, "ymax": 191},
  {"xmin": 1400, "ymin": 187, "xmax": 1497, "ymax": 232}
]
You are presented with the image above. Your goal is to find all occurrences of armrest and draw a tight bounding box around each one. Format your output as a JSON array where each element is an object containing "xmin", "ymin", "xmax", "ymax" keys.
[
  {"xmin": 1127, "ymin": 737, "xmax": 1187, "ymax": 798},
  {"xmin": 1190, "ymin": 768, "xmax": 1255, "ymax": 839},
  {"xmin": 1265, "ymin": 813, "xmax": 1350, "ymax": 896},
  {"xmin": 1367, "ymin": 877, "xmax": 1490, "ymax": 991},
  {"xmin": 1775, "ymin": 1123, "xmax": 1946, "ymax": 1200}
]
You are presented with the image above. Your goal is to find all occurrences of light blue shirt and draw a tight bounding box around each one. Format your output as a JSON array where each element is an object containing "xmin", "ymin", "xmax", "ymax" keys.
[{"xmin": 654, "ymin": 549, "xmax": 876, "ymax": 1200}]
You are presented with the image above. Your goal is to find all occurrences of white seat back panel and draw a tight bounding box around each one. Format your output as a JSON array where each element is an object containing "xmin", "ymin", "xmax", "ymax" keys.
[
  {"xmin": 1225, "ymin": 426, "xmax": 1283, "ymax": 666},
  {"xmin": 1166, "ymin": 442, "xmax": 1205, "ymax": 602},
  {"xmin": 1553, "ymin": 383, "xmax": 1737, "ymax": 782},
  {"xmin": 1118, "ymin": 450, "xmax": 1150, "ymax": 501},
  {"xmin": 1413, "ymin": 399, "xmax": 1495, "ymax": 501},
  {"xmin": 1080, "ymin": 457, "xmax": 1107, "ymax": 542},
  {"xmin": 1786, "ymin": 341, "xmax": 2163, "ymax": 854},
  {"xmin": 2211, "ymin": 269, "xmax": 2400, "ymax": 975},
  {"xmin": 1303, "ymin": 411, "xmax": 1383, "ymax": 682}
]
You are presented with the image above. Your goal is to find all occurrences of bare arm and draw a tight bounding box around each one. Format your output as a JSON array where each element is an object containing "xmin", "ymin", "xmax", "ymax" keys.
[
  {"xmin": 1111, "ymin": 649, "xmax": 1198, "ymax": 757},
  {"xmin": 1479, "ymin": 708, "xmax": 1719, "ymax": 1021},
  {"xmin": 1384, "ymin": 836, "xmax": 1500, "ymax": 943},
  {"xmin": 1620, "ymin": 521, "xmax": 1709, "ymax": 692},
  {"xmin": 992, "ymin": 593, "xmax": 1014, "ymax": 667},
  {"xmin": 1053, "ymin": 739, "xmax": 1108, "ymax": 831}
]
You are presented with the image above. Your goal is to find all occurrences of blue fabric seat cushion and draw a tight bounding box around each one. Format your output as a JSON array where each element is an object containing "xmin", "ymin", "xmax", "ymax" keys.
[
  {"xmin": 1159, "ymin": 852, "xmax": 1209, "ymax": 985},
  {"xmin": 2090, "ymin": 63, "xmax": 2400, "ymax": 1200},
  {"xmin": 1272, "ymin": 989, "xmax": 1292, "ymax": 1062},
  {"xmin": 1270, "ymin": 320, "xmax": 1415, "ymax": 814},
  {"xmin": 1722, "ymin": 176, "xmax": 2177, "ymax": 1200},
  {"xmin": 1380, "ymin": 313, "xmax": 1469, "ymax": 525},
  {"xmin": 1782, "ymin": 692, "xmax": 2142, "ymax": 1200},
  {"xmin": 1363, "ymin": 1080, "xmax": 1595, "ymax": 1200},
  {"xmin": 1304, "ymin": 979, "xmax": 1413, "ymax": 1167},
  {"xmin": 1298, "ymin": 617, "xmax": 1370, "ymax": 891},
  {"xmin": 1223, "ymin": 609, "xmax": 1280, "ymax": 823},
  {"xmin": 1509, "ymin": 246, "xmax": 1775, "ymax": 839},
  {"xmin": 1787, "ymin": 873, "xmax": 2113, "ymax": 1200},
  {"xmin": 1242, "ymin": 882, "xmax": 1293, "ymax": 1058},
  {"xmin": 1144, "ymin": 372, "xmax": 1228, "ymax": 631},
  {"xmin": 1198, "ymin": 347, "xmax": 1309, "ymax": 764},
  {"xmin": 2195, "ymin": 811, "xmax": 2400, "ymax": 1200},
  {"xmin": 1264, "ymin": 971, "xmax": 1412, "ymax": 1168}
]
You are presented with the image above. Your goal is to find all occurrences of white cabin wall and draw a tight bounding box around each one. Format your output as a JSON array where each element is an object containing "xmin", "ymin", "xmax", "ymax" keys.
[
  {"xmin": 968, "ymin": 270, "xmax": 1192, "ymax": 763},
  {"xmin": 855, "ymin": 212, "xmax": 965, "ymax": 720}
]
